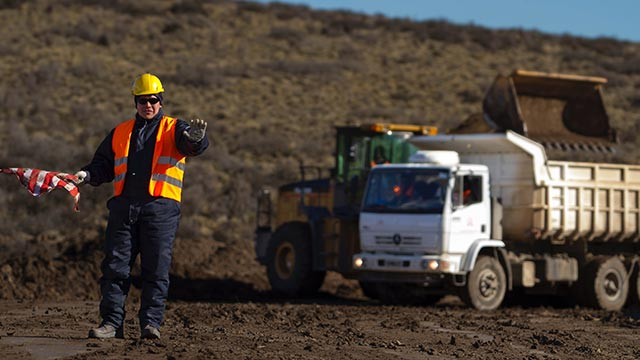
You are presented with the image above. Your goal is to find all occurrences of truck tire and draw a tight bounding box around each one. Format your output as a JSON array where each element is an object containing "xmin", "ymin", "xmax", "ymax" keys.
[
  {"xmin": 627, "ymin": 264, "xmax": 640, "ymax": 305},
  {"xmin": 266, "ymin": 223, "xmax": 326, "ymax": 297},
  {"xmin": 583, "ymin": 256, "xmax": 628, "ymax": 311},
  {"xmin": 459, "ymin": 255, "xmax": 506, "ymax": 310}
]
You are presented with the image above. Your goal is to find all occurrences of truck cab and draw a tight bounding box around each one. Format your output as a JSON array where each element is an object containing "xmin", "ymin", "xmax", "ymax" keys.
[{"xmin": 354, "ymin": 151, "xmax": 508, "ymax": 309}]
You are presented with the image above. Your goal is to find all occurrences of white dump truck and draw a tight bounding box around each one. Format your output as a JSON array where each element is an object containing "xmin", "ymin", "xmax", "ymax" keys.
[{"xmin": 353, "ymin": 130, "xmax": 640, "ymax": 310}]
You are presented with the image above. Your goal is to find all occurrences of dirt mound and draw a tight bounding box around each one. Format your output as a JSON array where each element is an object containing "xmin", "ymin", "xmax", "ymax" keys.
[
  {"xmin": 0, "ymin": 229, "xmax": 101, "ymax": 300},
  {"xmin": 0, "ymin": 224, "xmax": 271, "ymax": 302}
]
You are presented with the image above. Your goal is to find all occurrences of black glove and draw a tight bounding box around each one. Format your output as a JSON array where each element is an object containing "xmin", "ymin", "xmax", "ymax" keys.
[{"xmin": 183, "ymin": 118, "xmax": 207, "ymax": 142}]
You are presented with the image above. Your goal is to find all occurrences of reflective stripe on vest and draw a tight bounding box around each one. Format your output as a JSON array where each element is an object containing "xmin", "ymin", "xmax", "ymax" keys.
[{"xmin": 111, "ymin": 116, "xmax": 186, "ymax": 202}]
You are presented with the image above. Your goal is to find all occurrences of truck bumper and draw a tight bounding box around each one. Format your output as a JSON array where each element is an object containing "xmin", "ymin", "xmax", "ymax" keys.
[
  {"xmin": 357, "ymin": 270, "xmax": 450, "ymax": 286},
  {"xmin": 352, "ymin": 252, "xmax": 463, "ymax": 275}
]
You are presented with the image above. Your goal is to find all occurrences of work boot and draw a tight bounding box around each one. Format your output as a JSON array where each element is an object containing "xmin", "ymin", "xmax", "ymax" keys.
[
  {"xmin": 140, "ymin": 324, "xmax": 161, "ymax": 340},
  {"xmin": 88, "ymin": 324, "xmax": 124, "ymax": 339}
]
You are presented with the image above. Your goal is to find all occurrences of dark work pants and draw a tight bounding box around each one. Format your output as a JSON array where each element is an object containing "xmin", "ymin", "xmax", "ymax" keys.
[{"xmin": 99, "ymin": 196, "xmax": 181, "ymax": 330}]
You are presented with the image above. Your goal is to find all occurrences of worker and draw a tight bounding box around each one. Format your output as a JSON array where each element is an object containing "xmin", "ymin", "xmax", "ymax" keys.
[
  {"xmin": 72, "ymin": 73, "xmax": 209, "ymax": 340},
  {"xmin": 370, "ymin": 145, "xmax": 389, "ymax": 167}
]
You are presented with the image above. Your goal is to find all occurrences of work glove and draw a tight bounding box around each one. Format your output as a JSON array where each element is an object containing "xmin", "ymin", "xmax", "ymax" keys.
[
  {"xmin": 71, "ymin": 171, "xmax": 89, "ymax": 185},
  {"xmin": 56, "ymin": 170, "xmax": 89, "ymax": 185},
  {"xmin": 183, "ymin": 118, "xmax": 207, "ymax": 142},
  {"xmin": 74, "ymin": 170, "xmax": 90, "ymax": 184}
]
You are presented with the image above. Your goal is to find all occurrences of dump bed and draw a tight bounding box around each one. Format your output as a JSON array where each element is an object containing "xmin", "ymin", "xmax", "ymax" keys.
[
  {"xmin": 451, "ymin": 70, "xmax": 617, "ymax": 153},
  {"xmin": 411, "ymin": 131, "xmax": 640, "ymax": 244}
]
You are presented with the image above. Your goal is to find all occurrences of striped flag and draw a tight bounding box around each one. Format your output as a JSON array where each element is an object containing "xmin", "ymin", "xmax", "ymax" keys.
[{"xmin": 1, "ymin": 168, "xmax": 80, "ymax": 211}]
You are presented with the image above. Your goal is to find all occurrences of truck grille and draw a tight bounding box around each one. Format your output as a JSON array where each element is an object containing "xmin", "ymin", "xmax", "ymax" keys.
[{"xmin": 375, "ymin": 235, "xmax": 422, "ymax": 246}]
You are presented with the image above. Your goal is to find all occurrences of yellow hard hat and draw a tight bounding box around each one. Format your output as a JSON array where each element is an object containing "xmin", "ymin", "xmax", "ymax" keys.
[{"xmin": 131, "ymin": 73, "xmax": 164, "ymax": 96}]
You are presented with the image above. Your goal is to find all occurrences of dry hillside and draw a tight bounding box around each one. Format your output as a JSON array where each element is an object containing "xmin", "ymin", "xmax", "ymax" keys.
[{"xmin": 0, "ymin": 0, "xmax": 639, "ymax": 301}]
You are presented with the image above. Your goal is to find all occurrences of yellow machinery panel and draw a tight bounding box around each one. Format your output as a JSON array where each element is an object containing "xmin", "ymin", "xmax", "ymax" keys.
[{"xmin": 275, "ymin": 188, "xmax": 334, "ymax": 227}]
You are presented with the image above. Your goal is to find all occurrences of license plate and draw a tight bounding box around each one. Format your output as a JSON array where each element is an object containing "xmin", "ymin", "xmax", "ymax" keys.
[{"xmin": 386, "ymin": 259, "xmax": 402, "ymax": 267}]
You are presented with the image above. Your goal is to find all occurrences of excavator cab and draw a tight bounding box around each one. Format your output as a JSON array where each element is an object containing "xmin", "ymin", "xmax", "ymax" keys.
[{"xmin": 452, "ymin": 70, "xmax": 617, "ymax": 153}]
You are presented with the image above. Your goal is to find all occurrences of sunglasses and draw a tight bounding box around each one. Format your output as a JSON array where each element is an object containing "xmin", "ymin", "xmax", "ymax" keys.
[{"xmin": 137, "ymin": 97, "xmax": 160, "ymax": 105}]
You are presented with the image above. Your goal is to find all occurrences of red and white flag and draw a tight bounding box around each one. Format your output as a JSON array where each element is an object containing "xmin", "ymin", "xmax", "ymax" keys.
[{"xmin": 1, "ymin": 168, "xmax": 80, "ymax": 211}]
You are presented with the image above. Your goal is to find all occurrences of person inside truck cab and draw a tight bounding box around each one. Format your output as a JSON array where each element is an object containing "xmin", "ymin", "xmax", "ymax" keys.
[
  {"xmin": 463, "ymin": 176, "xmax": 481, "ymax": 205},
  {"xmin": 402, "ymin": 180, "xmax": 443, "ymax": 208},
  {"xmin": 370, "ymin": 145, "xmax": 389, "ymax": 167},
  {"xmin": 452, "ymin": 175, "xmax": 481, "ymax": 206}
]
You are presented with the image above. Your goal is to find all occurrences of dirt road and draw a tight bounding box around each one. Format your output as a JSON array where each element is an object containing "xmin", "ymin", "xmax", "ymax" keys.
[{"xmin": 2, "ymin": 275, "xmax": 640, "ymax": 360}]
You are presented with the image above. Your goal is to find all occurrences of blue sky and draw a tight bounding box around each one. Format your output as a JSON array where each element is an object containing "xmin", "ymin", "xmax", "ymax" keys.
[{"xmin": 254, "ymin": 0, "xmax": 639, "ymax": 42}]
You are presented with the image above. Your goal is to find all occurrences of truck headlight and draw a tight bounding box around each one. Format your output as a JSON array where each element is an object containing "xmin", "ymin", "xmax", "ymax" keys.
[
  {"xmin": 421, "ymin": 259, "xmax": 439, "ymax": 271},
  {"xmin": 354, "ymin": 257, "xmax": 366, "ymax": 269},
  {"xmin": 439, "ymin": 261, "xmax": 456, "ymax": 272}
]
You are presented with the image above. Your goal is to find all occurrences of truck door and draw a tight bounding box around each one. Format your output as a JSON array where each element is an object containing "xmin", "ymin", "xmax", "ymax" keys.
[{"xmin": 447, "ymin": 172, "xmax": 490, "ymax": 254}]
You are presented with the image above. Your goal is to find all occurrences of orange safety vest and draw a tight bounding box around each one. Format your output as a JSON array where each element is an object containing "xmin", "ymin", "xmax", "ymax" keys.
[{"xmin": 112, "ymin": 116, "xmax": 186, "ymax": 202}]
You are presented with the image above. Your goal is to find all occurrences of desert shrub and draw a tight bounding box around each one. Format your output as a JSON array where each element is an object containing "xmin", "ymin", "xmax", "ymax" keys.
[
  {"xmin": 375, "ymin": 17, "xmax": 419, "ymax": 34},
  {"xmin": 170, "ymin": 0, "xmax": 205, "ymax": 14},
  {"xmin": 559, "ymin": 35, "xmax": 628, "ymax": 57},
  {"xmin": 221, "ymin": 176, "xmax": 253, "ymax": 220},
  {"xmin": 172, "ymin": 61, "xmax": 227, "ymax": 88},
  {"xmin": 235, "ymin": 1, "xmax": 268, "ymax": 14},
  {"xmin": 230, "ymin": 124, "xmax": 296, "ymax": 158},
  {"xmin": 348, "ymin": 107, "xmax": 409, "ymax": 121},
  {"xmin": 560, "ymin": 47, "xmax": 602, "ymax": 65},
  {"xmin": 591, "ymin": 69, "xmax": 627, "ymax": 88},
  {"xmin": 162, "ymin": 21, "xmax": 183, "ymax": 34},
  {"xmin": 206, "ymin": 146, "xmax": 245, "ymax": 176},
  {"xmin": 319, "ymin": 13, "xmax": 374, "ymax": 36},
  {"xmin": 268, "ymin": 26, "xmax": 305, "ymax": 45},
  {"xmin": 604, "ymin": 55, "xmax": 640, "ymax": 75},
  {"xmin": 337, "ymin": 43, "xmax": 363, "ymax": 61},
  {"xmin": 583, "ymin": 37, "xmax": 627, "ymax": 57},
  {"xmin": 31, "ymin": 61, "xmax": 64, "ymax": 88},
  {"xmin": 70, "ymin": 56, "xmax": 107, "ymax": 78},
  {"xmin": 260, "ymin": 60, "xmax": 355, "ymax": 77},
  {"xmin": 410, "ymin": 20, "xmax": 467, "ymax": 44},
  {"xmin": 633, "ymin": 84, "xmax": 640, "ymax": 108},
  {"xmin": 0, "ymin": 0, "xmax": 19, "ymax": 9},
  {"xmin": 74, "ymin": 19, "xmax": 109, "ymax": 46},
  {"xmin": 105, "ymin": 0, "xmax": 166, "ymax": 16},
  {"xmin": 389, "ymin": 87, "xmax": 415, "ymax": 102},
  {"xmin": 457, "ymin": 89, "xmax": 482, "ymax": 103},
  {"xmin": 517, "ymin": 30, "xmax": 548, "ymax": 53},
  {"xmin": 618, "ymin": 120, "xmax": 640, "ymax": 143},
  {"xmin": 466, "ymin": 27, "xmax": 523, "ymax": 51},
  {"xmin": 267, "ymin": 2, "xmax": 312, "ymax": 21},
  {"xmin": 0, "ymin": 0, "xmax": 17, "ymax": 8}
]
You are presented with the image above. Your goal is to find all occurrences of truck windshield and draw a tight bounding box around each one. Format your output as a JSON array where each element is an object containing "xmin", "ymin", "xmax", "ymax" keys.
[{"xmin": 362, "ymin": 169, "xmax": 450, "ymax": 214}]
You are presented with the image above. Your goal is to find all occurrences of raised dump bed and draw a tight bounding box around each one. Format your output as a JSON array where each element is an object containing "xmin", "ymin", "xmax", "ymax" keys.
[{"xmin": 451, "ymin": 69, "xmax": 618, "ymax": 153}]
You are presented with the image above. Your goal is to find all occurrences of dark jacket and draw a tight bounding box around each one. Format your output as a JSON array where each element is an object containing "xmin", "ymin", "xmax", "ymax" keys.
[{"xmin": 82, "ymin": 110, "xmax": 209, "ymax": 199}]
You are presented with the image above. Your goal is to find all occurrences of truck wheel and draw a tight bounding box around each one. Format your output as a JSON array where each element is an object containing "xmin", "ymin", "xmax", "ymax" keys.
[
  {"xmin": 459, "ymin": 255, "xmax": 506, "ymax": 310},
  {"xmin": 627, "ymin": 264, "xmax": 640, "ymax": 305},
  {"xmin": 266, "ymin": 223, "xmax": 326, "ymax": 297},
  {"xmin": 358, "ymin": 281, "xmax": 380, "ymax": 300},
  {"xmin": 583, "ymin": 256, "xmax": 628, "ymax": 311}
]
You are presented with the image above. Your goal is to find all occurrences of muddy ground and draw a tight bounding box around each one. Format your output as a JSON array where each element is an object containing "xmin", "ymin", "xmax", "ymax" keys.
[
  {"xmin": 1, "ymin": 216, "xmax": 639, "ymax": 360},
  {"xmin": 2, "ymin": 273, "xmax": 640, "ymax": 360}
]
